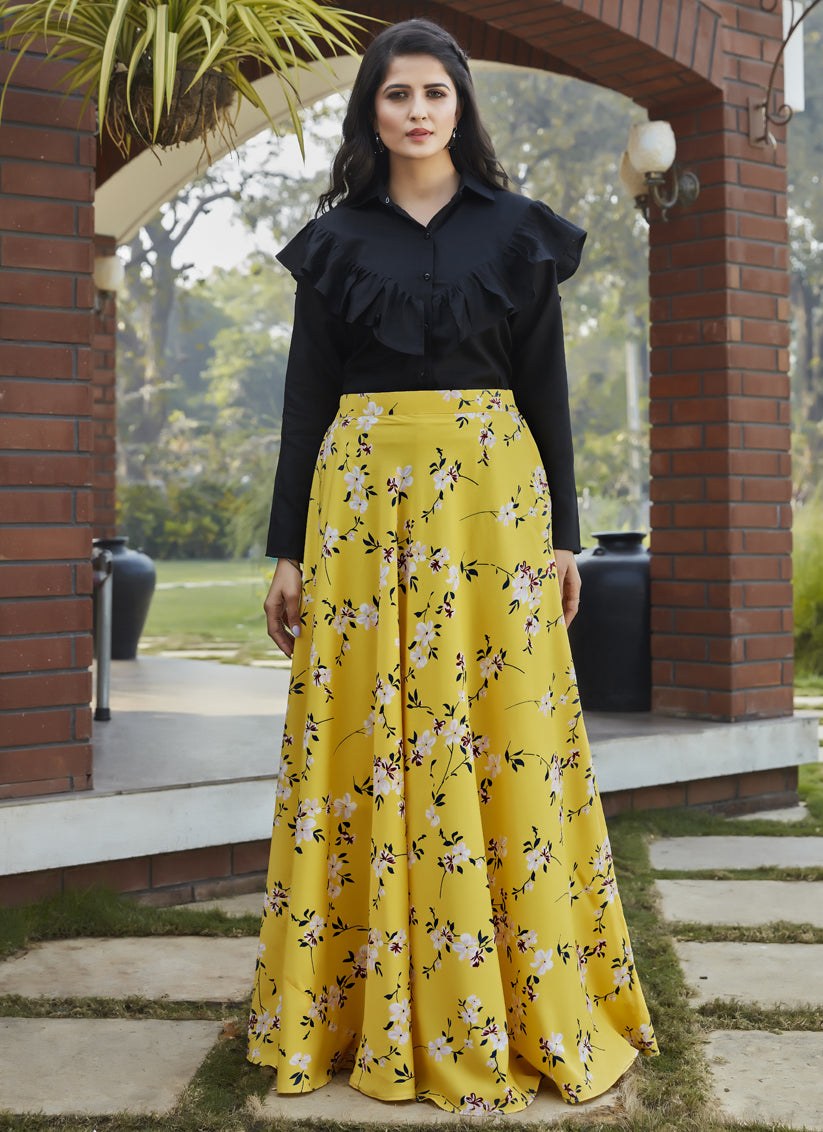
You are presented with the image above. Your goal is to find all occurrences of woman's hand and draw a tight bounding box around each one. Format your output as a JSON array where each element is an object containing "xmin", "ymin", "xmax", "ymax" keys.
[
  {"xmin": 264, "ymin": 558, "xmax": 303, "ymax": 659},
  {"xmin": 555, "ymin": 549, "xmax": 581, "ymax": 628}
]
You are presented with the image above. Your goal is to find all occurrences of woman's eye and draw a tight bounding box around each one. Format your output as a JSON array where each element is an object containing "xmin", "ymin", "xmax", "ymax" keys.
[
  {"xmin": 387, "ymin": 90, "xmax": 406, "ymax": 100},
  {"xmin": 428, "ymin": 90, "xmax": 445, "ymax": 98}
]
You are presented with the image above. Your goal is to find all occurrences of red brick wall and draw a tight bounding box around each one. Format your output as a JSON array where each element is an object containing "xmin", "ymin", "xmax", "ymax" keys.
[
  {"xmin": 92, "ymin": 236, "xmax": 118, "ymax": 538},
  {"xmin": 0, "ymin": 46, "xmax": 96, "ymax": 798},
  {"xmin": 647, "ymin": 0, "xmax": 793, "ymax": 720}
]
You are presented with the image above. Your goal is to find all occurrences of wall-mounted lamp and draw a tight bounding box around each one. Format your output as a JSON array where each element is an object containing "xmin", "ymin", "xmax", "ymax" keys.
[
  {"xmin": 93, "ymin": 253, "xmax": 125, "ymax": 315},
  {"xmin": 619, "ymin": 120, "xmax": 700, "ymax": 222}
]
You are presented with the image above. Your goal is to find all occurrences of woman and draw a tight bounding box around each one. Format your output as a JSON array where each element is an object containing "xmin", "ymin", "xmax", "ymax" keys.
[{"xmin": 248, "ymin": 19, "xmax": 658, "ymax": 1113}]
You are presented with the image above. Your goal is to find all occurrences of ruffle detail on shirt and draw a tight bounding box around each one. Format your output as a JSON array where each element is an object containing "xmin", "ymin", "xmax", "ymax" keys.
[
  {"xmin": 277, "ymin": 201, "xmax": 585, "ymax": 357},
  {"xmin": 435, "ymin": 202, "xmax": 585, "ymax": 351},
  {"xmin": 278, "ymin": 222, "xmax": 424, "ymax": 354}
]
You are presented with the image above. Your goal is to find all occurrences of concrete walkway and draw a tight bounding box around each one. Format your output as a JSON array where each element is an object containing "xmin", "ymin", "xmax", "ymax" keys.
[{"xmin": 652, "ymin": 821, "xmax": 823, "ymax": 1130}]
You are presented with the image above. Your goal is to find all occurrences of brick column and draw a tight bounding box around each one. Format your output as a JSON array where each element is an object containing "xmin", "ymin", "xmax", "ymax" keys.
[
  {"xmin": 0, "ymin": 47, "xmax": 97, "ymax": 797},
  {"xmin": 648, "ymin": 3, "xmax": 792, "ymax": 722},
  {"xmin": 92, "ymin": 236, "xmax": 118, "ymax": 539}
]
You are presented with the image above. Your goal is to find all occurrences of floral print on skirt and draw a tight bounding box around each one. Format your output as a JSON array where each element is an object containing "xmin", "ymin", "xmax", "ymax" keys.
[{"xmin": 248, "ymin": 389, "xmax": 658, "ymax": 1113}]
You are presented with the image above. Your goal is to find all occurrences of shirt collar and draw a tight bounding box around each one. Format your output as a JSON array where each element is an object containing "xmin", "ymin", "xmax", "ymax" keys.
[{"xmin": 355, "ymin": 171, "xmax": 496, "ymax": 207}]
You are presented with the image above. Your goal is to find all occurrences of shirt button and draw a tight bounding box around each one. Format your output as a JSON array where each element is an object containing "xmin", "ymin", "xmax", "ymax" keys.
[
  {"xmin": 423, "ymin": 322, "xmax": 429, "ymax": 330},
  {"xmin": 385, "ymin": 196, "xmax": 390, "ymax": 204},
  {"xmin": 424, "ymin": 231, "xmax": 431, "ymax": 240},
  {"xmin": 418, "ymin": 370, "xmax": 425, "ymax": 379},
  {"xmin": 423, "ymin": 272, "xmax": 431, "ymax": 281}
]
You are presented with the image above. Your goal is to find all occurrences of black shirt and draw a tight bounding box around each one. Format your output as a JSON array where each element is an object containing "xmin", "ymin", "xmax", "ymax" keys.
[{"xmin": 266, "ymin": 173, "xmax": 586, "ymax": 559}]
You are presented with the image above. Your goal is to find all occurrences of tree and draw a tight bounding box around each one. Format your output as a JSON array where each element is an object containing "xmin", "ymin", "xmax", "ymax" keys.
[{"xmin": 787, "ymin": 18, "xmax": 823, "ymax": 494}]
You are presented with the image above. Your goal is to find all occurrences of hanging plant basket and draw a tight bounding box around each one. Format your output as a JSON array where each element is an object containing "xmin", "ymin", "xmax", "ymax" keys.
[
  {"xmin": 0, "ymin": 0, "xmax": 369, "ymax": 161},
  {"xmin": 105, "ymin": 67, "xmax": 236, "ymax": 153}
]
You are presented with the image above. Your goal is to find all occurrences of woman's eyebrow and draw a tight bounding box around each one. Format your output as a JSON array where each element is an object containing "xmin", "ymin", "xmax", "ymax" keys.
[{"xmin": 382, "ymin": 81, "xmax": 452, "ymax": 92}]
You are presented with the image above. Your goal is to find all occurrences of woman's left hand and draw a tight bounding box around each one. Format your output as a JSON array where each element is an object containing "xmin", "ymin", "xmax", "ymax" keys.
[{"xmin": 555, "ymin": 549, "xmax": 581, "ymax": 628}]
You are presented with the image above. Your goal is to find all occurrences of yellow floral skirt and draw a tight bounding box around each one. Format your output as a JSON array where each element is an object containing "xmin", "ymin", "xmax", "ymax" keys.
[{"xmin": 248, "ymin": 389, "xmax": 658, "ymax": 1113}]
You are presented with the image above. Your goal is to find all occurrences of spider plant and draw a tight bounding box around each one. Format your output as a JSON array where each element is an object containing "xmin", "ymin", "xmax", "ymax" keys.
[{"xmin": 0, "ymin": 0, "xmax": 368, "ymax": 154}]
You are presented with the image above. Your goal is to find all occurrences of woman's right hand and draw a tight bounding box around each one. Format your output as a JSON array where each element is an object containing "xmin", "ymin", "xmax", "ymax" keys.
[{"xmin": 264, "ymin": 558, "xmax": 303, "ymax": 659}]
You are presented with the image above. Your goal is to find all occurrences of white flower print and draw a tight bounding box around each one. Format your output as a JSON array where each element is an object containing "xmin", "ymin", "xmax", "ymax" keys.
[
  {"xmin": 321, "ymin": 525, "xmax": 339, "ymax": 558},
  {"xmin": 294, "ymin": 815, "xmax": 316, "ymax": 844},
  {"xmin": 441, "ymin": 717, "xmax": 466, "ymax": 746},
  {"xmin": 538, "ymin": 691, "xmax": 553, "ymax": 716},
  {"xmin": 579, "ymin": 1034, "xmax": 594, "ymax": 1064},
  {"xmin": 429, "ymin": 546, "xmax": 450, "ymax": 572},
  {"xmin": 428, "ymin": 1036, "xmax": 453, "ymax": 1060},
  {"xmin": 485, "ymin": 752, "xmax": 502, "ymax": 778},
  {"xmin": 530, "ymin": 948, "xmax": 554, "ymax": 975},
  {"xmin": 344, "ymin": 465, "xmax": 365, "ymax": 493},
  {"xmin": 429, "ymin": 924, "xmax": 452, "ymax": 951},
  {"xmin": 481, "ymin": 1020, "xmax": 508, "ymax": 1052},
  {"xmin": 414, "ymin": 620, "xmax": 436, "ymax": 647},
  {"xmin": 375, "ymin": 677, "xmax": 396, "ymax": 706},
  {"xmin": 373, "ymin": 846, "xmax": 396, "ymax": 879},
  {"xmin": 356, "ymin": 401, "xmax": 383, "ymax": 428},
  {"xmin": 497, "ymin": 502, "xmax": 516, "ymax": 526},
  {"xmin": 479, "ymin": 653, "xmax": 504, "ymax": 680},
  {"xmin": 453, "ymin": 933, "xmax": 486, "ymax": 966},
  {"xmin": 301, "ymin": 914, "xmax": 324, "ymax": 946},
  {"xmin": 333, "ymin": 793, "xmax": 357, "ymax": 819},
  {"xmin": 459, "ymin": 994, "xmax": 482, "ymax": 1025},
  {"xmin": 447, "ymin": 563, "xmax": 461, "ymax": 590},
  {"xmin": 289, "ymin": 1051, "xmax": 311, "ymax": 1071},
  {"xmin": 613, "ymin": 965, "xmax": 631, "ymax": 987},
  {"xmin": 409, "ymin": 644, "xmax": 428, "ymax": 669},
  {"xmin": 356, "ymin": 602, "xmax": 378, "ymax": 629},
  {"xmin": 387, "ymin": 465, "xmax": 413, "ymax": 495},
  {"xmin": 425, "ymin": 803, "xmax": 441, "ymax": 827},
  {"xmin": 327, "ymin": 854, "xmax": 343, "ymax": 899}
]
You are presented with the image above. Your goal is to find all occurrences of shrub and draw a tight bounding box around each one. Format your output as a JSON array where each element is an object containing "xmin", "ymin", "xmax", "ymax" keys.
[{"xmin": 794, "ymin": 492, "xmax": 823, "ymax": 676}]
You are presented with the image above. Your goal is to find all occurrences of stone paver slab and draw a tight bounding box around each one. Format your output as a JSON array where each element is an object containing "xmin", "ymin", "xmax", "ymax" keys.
[
  {"xmin": 173, "ymin": 892, "xmax": 265, "ymax": 917},
  {"xmin": 650, "ymin": 836, "xmax": 823, "ymax": 872},
  {"xmin": 705, "ymin": 1031, "xmax": 823, "ymax": 1130},
  {"xmin": 656, "ymin": 879, "xmax": 823, "ymax": 927},
  {"xmin": 674, "ymin": 941, "xmax": 823, "ymax": 1006},
  {"xmin": 0, "ymin": 1018, "xmax": 220, "ymax": 1115},
  {"xmin": 261, "ymin": 1072, "xmax": 624, "ymax": 1124},
  {"xmin": 729, "ymin": 803, "xmax": 808, "ymax": 823},
  {"xmin": 0, "ymin": 937, "xmax": 257, "ymax": 1001}
]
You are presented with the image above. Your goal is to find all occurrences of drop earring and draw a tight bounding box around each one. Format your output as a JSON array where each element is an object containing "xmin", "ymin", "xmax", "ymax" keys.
[
  {"xmin": 374, "ymin": 130, "xmax": 384, "ymax": 154},
  {"xmin": 448, "ymin": 126, "xmax": 459, "ymax": 150}
]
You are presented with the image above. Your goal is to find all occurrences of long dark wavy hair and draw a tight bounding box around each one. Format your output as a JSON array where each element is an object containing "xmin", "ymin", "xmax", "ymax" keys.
[{"xmin": 317, "ymin": 19, "xmax": 508, "ymax": 213}]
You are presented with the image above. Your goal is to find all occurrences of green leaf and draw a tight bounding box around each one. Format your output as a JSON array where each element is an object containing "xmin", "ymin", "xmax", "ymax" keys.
[
  {"xmin": 98, "ymin": 0, "xmax": 132, "ymax": 124},
  {"xmin": 152, "ymin": 4, "xmax": 169, "ymax": 136}
]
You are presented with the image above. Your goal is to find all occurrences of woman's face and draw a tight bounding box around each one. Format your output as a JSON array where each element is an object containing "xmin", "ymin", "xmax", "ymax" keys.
[{"xmin": 373, "ymin": 54, "xmax": 461, "ymax": 162}]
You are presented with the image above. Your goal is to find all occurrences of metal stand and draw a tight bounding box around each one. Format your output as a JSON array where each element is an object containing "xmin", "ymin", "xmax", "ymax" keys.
[{"xmin": 93, "ymin": 548, "xmax": 113, "ymax": 722}]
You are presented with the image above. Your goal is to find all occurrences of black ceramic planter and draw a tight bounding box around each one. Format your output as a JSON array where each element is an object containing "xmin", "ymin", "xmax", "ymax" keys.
[
  {"xmin": 92, "ymin": 536, "xmax": 156, "ymax": 660},
  {"xmin": 567, "ymin": 531, "xmax": 651, "ymax": 712}
]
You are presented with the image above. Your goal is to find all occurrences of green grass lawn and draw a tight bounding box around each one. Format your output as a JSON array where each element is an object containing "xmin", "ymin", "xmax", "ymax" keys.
[{"xmin": 140, "ymin": 559, "xmax": 276, "ymax": 658}]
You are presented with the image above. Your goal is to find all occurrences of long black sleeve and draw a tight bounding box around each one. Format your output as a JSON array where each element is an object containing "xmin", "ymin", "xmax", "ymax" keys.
[
  {"xmin": 508, "ymin": 260, "xmax": 581, "ymax": 553},
  {"xmin": 265, "ymin": 281, "xmax": 345, "ymax": 559}
]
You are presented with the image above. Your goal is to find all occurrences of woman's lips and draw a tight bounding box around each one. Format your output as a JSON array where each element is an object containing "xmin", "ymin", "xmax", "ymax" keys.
[{"xmin": 407, "ymin": 129, "xmax": 432, "ymax": 137}]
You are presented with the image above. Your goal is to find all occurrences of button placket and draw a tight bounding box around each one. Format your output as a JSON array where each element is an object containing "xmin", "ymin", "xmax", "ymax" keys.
[{"xmin": 421, "ymin": 228, "xmax": 435, "ymax": 386}]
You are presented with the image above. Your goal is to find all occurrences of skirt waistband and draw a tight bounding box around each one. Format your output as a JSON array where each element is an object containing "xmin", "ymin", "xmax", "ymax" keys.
[{"xmin": 336, "ymin": 388, "xmax": 520, "ymax": 419}]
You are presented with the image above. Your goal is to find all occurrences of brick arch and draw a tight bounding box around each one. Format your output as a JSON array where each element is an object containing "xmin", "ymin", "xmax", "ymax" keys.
[{"xmin": 350, "ymin": 0, "xmax": 724, "ymax": 106}]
